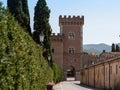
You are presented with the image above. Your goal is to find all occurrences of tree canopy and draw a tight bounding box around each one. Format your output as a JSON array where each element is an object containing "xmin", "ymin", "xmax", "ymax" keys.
[
  {"xmin": 7, "ymin": 0, "xmax": 31, "ymax": 35},
  {"xmin": 111, "ymin": 43, "xmax": 120, "ymax": 52},
  {"xmin": 33, "ymin": 0, "xmax": 52, "ymax": 62},
  {"xmin": 0, "ymin": 4, "xmax": 53, "ymax": 90},
  {"xmin": 116, "ymin": 44, "xmax": 120, "ymax": 52}
]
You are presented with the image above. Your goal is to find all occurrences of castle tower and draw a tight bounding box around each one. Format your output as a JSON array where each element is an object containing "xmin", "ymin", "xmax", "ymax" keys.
[{"xmin": 59, "ymin": 15, "xmax": 84, "ymax": 80}]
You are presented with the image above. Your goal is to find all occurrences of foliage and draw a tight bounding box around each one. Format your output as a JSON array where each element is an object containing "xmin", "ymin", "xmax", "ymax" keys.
[
  {"xmin": 33, "ymin": 0, "xmax": 52, "ymax": 61},
  {"xmin": 52, "ymin": 63, "xmax": 63, "ymax": 83},
  {"xmin": 33, "ymin": 0, "xmax": 64, "ymax": 83},
  {"xmin": 111, "ymin": 43, "xmax": 116, "ymax": 52},
  {"xmin": 116, "ymin": 44, "xmax": 120, "ymax": 52},
  {"xmin": 0, "ymin": 5, "xmax": 53, "ymax": 90},
  {"xmin": 33, "ymin": 0, "xmax": 50, "ymax": 34},
  {"xmin": 111, "ymin": 43, "xmax": 120, "ymax": 52},
  {"xmin": 7, "ymin": 0, "xmax": 31, "ymax": 35}
]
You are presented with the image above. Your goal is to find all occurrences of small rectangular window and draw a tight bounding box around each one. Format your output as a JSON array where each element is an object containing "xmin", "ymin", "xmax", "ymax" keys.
[
  {"xmin": 52, "ymin": 48, "xmax": 54, "ymax": 53},
  {"xmin": 68, "ymin": 32, "xmax": 75, "ymax": 40},
  {"xmin": 69, "ymin": 48, "xmax": 75, "ymax": 54}
]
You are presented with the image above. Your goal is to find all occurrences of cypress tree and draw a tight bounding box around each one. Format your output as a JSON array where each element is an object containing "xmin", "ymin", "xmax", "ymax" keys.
[
  {"xmin": 33, "ymin": 0, "xmax": 52, "ymax": 64},
  {"xmin": 111, "ymin": 43, "xmax": 116, "ymax": 52},
  {"xmin": 116, "ymin": 44, "xmax": 119, "ymax": 52},
  {"xmin": 0, "ymin": 4, "xmax": 53, "ymax": 89},
  {"xmin": 7, "ymin": 0, "xmax": 31, "ymax": 35},
  {"xmin": 7, "ymin": 0, "xmax": 23, "ymax": 24},
  {"xmin": 21, "ymin": 0, "xmax": 31, "ymax": 35},
  {"xmin": 0, "ymin": 2, "xmax": 2, "ymax": 7}
]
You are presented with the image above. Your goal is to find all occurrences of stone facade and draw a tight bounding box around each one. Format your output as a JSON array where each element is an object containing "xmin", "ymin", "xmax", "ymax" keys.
[
  {"xmin": 80, "ymin": 52, "xmax": 120, "ymax": 90},
  {"xmin": 51, "ymin": 15, "xmax": 84, "ymax": 80}
]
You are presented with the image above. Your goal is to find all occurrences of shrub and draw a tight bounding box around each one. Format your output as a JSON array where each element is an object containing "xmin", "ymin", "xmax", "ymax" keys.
[
  {"xmin": 52, "ymin": 63, "xmax": 63, "ymax": 83},
  {"xmin": 0, "ymin": 5, "xmax": 53, "ymax": 90}
]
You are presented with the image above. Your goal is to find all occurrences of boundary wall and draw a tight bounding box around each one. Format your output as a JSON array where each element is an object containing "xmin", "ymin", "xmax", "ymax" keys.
[{"xmin": 80, "ymin": 57, "xmax": 120, "ymax": 90}]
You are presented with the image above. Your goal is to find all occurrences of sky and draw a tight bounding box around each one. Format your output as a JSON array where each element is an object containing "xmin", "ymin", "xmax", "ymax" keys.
[{"xmin": 1, "ymin": 0, "xmax": 120, "ymax": 45}]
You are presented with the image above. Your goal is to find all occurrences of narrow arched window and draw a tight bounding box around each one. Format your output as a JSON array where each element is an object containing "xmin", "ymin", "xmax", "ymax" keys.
[
  {"xmin": 69, "ymin": 48, "xmax": 75, "ymax": 54},
  {"xmin": 68, "ymin": 32, "xmax": 75, "ymax": 40}
]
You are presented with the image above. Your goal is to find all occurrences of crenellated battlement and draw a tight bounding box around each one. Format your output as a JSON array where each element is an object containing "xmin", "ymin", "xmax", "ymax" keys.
[
  {"xmin": 59, "ymin": 15, "xmax": 84, "ymax": 19},
  {"xmin": 51, "ymin": 33, "xmax": 64, "ymax": 42},
  {"xmin": 59, "ymin": 15, "xmax": 84, "ymax": 26}
]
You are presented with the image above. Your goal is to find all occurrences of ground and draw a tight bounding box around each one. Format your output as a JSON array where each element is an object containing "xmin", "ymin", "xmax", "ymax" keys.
[{"xmin": 53, "ymin": 78, "xmax": 102, "ymax": 90}]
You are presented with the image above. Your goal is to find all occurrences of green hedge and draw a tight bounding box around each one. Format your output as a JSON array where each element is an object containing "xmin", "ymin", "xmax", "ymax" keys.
[
  {"xmin": 0, "ymin": 6, "xmax": 53, "ymax": 90},
  {"xmin": 52, "ymin": 63, "xmax": 63, "ymax": 83}
]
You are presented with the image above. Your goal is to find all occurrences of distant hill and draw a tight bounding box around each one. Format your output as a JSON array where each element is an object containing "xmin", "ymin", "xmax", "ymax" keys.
[{"xmin": 83, "ymin": 43, "xmax": 111, "ymax": 55}]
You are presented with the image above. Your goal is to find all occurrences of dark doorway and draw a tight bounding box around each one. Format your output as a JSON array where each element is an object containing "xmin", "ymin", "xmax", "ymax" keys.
[{"xmin": 67, "ymin": 65, "xmax": 75, "ymax": 78}]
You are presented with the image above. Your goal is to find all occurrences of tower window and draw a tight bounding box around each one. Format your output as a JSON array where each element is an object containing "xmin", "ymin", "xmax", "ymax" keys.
[
  {"xmin": 52, "ymin": 48, "xmax": 54, "ymax": 53},
  {"xmin": 68, "ymin": 32, "xmax": 75, "ymax": 40},
  {"xmin": 69, "ymin": 48, "xmax": 75, "ymax": 54}
]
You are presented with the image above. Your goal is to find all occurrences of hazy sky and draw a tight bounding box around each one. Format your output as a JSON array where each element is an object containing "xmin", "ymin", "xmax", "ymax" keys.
[{"xmin": 1, "ymin": 0, "xmax": 120, "ymax": 45}]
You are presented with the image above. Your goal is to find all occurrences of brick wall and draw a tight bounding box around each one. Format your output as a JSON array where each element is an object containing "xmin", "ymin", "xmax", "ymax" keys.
[{"xmin": 51, "ymin": 15, "xmax": 84, "ymax": 80}]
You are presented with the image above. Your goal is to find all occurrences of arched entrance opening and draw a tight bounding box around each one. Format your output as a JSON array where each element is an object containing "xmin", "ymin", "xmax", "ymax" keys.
[{"xmin": 66, "ymin": 65, "xmax": 75, "ymax": 80}]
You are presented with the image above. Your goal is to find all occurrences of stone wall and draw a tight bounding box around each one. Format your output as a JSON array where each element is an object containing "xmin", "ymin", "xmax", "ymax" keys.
[{"xmin": 80, "ymin": 57, "xmax": 120, "ymax": 90}]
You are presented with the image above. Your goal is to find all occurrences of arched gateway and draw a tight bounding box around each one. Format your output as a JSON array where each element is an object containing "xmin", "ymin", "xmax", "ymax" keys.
[
  {"xmin": 67, "ymin": 65, "xmax": 75, "ymax": 78},
  {"xmin": 51, "ymin": 15, "xmax": 84, "ymax": 80}
]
